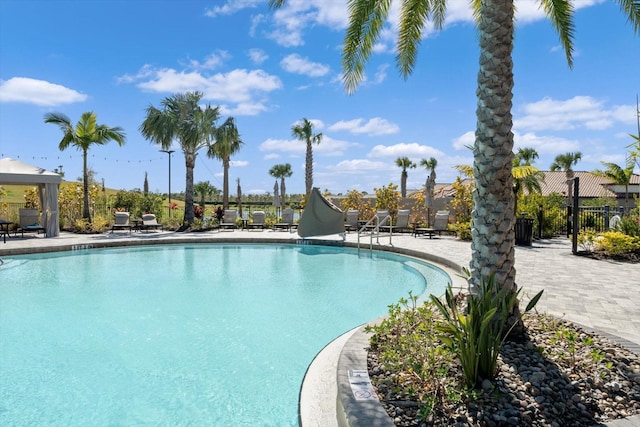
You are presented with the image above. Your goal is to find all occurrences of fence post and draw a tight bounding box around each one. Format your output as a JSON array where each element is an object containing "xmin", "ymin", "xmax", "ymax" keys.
[
  {"xmin": 604, "ymin": 205, "xmax": 610, "ymax": 230},
  {"xmin": 572, "ymin": 177, "xmax": 579, "ymax": 255},
  {"xmin": 537, "ymin": 204, "xmax": 543, "ymax": 239}
]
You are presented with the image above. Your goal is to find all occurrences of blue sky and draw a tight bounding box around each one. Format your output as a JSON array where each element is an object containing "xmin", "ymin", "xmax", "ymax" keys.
[{"xmin": 1, "ymin": 0, "xmax": 638, "ymax": 197}]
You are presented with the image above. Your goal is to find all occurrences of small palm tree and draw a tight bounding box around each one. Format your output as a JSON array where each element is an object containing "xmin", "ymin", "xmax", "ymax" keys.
[
  {"xmin": 207, "ymin": 117, "xmax": 243, "ymax": 210},
  {"xmin": 550, "ymin": 152, "xmax": 582, "ymax": 207},
  {"xmin": 140, "ymin": 91, "xmax": 220, "ymax": 226},
  {"xmin": 194, "ymin": 181, "xmax": 217, "ymax": 208},
  {"xmin": 44, "ymin": 111, "xmax": 126, "ymax": 222},
  {"xmin": 395, "ymin": 157, "xmax": 416, "ymax": 198},
  {"xmin": 593, "ymin": 160, "xmax": 635, "ymax": 212},
  {"xmin": 513, "ymin": 148, "xmax": 544, "ymax": 215},
  {"xmin": 292, "ymin": 118, "xmax": 323, "ymax": 199},
  {"xmin": 269, "ymin": 164, "xmax": 293, "ymax": 210}
]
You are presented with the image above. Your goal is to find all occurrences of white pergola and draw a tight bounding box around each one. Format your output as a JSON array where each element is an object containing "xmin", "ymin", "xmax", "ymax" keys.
[{"xmin": 0, "ymin": 158, "xmax": 62, "ymax": 237}]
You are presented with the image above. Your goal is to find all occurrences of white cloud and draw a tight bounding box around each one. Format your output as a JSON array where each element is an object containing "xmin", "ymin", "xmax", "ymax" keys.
[
  {"xmin": 368, "ymin": 142, "xmax": 445, "ymax": 159},
  {"xmin": 187, "ymin": 51, "xmax": 230, "ymax": 70},
  {"xmin": 329, "ymin": 117, "xmax": 399, "ymax": 136},
  {"xmin": 230, "ymin": 160, "xmax": 249, "ymax": 167},
  {"xmin": 259, "ymin": 135, "xmax": 353, "ymax": 157},
  {"xmin": 514, "ymin": 96, "xmax": 634, "ymax": 132},
  {"xmin": 204, "ymin": 0, "xmax": 262, "ymax": 17},
  {"xmin": 452, "ymin": 131, "xmax": 475, "ymax": 151},
  {"xmin": 280, "ymin": 54, "xmax": 330, "ymax": 77},
  {"xmin": 248, "ymin": 48, "xmax": 268, "ymax": 64},
  {"xmin": 122, "ymin": 65, "xmax": 282, "ymax": 116},
  {"xmin": 0, "ymin": 77, "xmax": 88, "ymax": 106},
  {"xmin": 513, "ymin": 131, "xmax": 580, "ymax": 155}
]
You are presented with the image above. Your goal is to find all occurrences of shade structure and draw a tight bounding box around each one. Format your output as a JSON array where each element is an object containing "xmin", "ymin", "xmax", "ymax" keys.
[
  {"xmin": 0, "ymin": 158, "xmax": 62, "ymax": 237},
  {"xmin": 297, "ymin": 187, "xmax": 344, "ymax": 237}
]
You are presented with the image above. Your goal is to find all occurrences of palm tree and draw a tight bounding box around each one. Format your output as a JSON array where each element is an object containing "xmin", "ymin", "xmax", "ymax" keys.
[
  {"xmin": 207, "ymin": 117, "xmax": 243, "ymax": 210},
  {"xmin": 140, "ymin": 91, "xmax": 220, "ymax": 226},
  {"xmin": 269, "ymin": 163, "xmax": 293, "ymax": 210},
  {"xmin": 550, "ymin": 152, "xmax": 583, "ymax": 207},
  {"xmin": 395, "ymin": 157, "xmax": 416, "ymax": 198},
  {"xmin": 593, "ymin": 160, "xmax": 635, "ymax": 212},
  {"xmin": 420, "ymin": 157, "xmax": 438, "ymax": 225},
  {"xmin": 292, "ymin": 118, "xmax": 323, "ymax": 198},
  {"xmin": 269, "ymin": 0, "xmax": 639, "ymax": 313},
  {"xmin": 194, "ymin": 181, "xmax": 217, "ymax": 208},
  {"xmin": 44, "ymin": 111, "xmax": 126, "ymax": 222},
  {"xmin": 512, "ymin": 148, "xmax": 544, "ymax": 215}
]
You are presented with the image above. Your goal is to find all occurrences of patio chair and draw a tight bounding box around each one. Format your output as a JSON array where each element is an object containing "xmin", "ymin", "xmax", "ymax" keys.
[
  {"xmin": 273, "ymin": 209, "xmax": 297, "ymax": 231},
  {"xmin": 344, "ymin": 210, "xmax": 359, "ymax": 232},
  {"xmin": 111, "ymin": 212, "xmax": 132, "ymax": 234},
  {"xmin": 364, "ymin": 210, "xmax": 390, "ymax": 232},
  {"xmin": 246, "ymin": 211, "xmax": 266, "ymax": 230},
  {"xmin": 15, "ymin": 208, "xmax": 45, "ymax": 237},
  {"xmin": 141, "ymin": 213, "xmax": 163, "ymax": 232},
  {"xmin": 413, "ymin": 210, "xmax": 450, "ymax": 239},
  {"xmin": 380, "ymin": 209, "xmax": 411, "ymax": 234},
  {"xmin": 220, "ymin": 210, "xmax": 238, "ymax": 230}
]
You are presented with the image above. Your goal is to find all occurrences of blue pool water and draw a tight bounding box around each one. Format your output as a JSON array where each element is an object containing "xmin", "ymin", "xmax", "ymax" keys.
[{"xmin": 0, "ymin": 244, "xmax": 449, "ymax": 426}]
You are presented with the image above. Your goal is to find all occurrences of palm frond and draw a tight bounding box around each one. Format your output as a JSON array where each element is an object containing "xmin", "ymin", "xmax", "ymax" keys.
[
  {"xmin": 397, "ymin": 0, "xmax": 430, "ymax": 78},
  {"xmin": 540, "ymin": 0, "xmax": 576, "ymax": 68},
  {"xmin": 342, "ymin": 0, "xmax": 392, "ymax": 94}
]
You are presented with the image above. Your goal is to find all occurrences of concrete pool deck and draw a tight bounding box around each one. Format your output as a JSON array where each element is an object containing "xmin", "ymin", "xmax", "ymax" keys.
[{"xmin": 1, "ymin": 229, "xmax": 639, "ymax": 426}]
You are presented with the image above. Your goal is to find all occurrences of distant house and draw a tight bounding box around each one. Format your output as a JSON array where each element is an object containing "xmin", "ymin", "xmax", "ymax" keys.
[{"xmin": 432, "ymin": 171, "xmax": 639, "ymax": 209}]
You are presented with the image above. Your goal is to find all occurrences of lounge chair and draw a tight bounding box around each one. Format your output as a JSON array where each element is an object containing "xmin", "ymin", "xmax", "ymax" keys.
[
  {"xmin": 364, "ymin": 210, "xmax": 390, "ymax": 233},
  {"xmin": 344, "ymin": 210, "xmax": 359, "ymax": 232},
  {"xmin": 15, "ymin": 208, "xmax": 46, "ymax": 237},
  {"xmin": 246, "ymin": 211, "xmax": 265, "ymax": 230},
  {"xmin": 111, "ymin": 212, "xmax": 132, "ymax": 234},
  {"xmin": 220, "ymin": 210, "xmax": 238, "ymax": 230},
  {"xmin": 380, "ymin": 209, "xmax": 411, "ymax": 234},
  {"xmin": 141, "ymin": 213, "xmax": 162, "ymax": 232},
  {"xmin": 273, "ymin": 209, "xmax": 297, "ymax": 231},
  {"xmin": 414, "ymin": 210, "xmax": 450, "ymax": 239}
]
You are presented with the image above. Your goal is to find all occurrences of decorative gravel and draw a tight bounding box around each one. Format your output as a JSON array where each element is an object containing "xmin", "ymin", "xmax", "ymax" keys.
[{"xmin": 368, "ymin": 313, "xmax": 640, "ymax": 426}]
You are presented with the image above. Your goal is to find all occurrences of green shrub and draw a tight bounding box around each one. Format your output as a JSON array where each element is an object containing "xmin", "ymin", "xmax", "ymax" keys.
[
  {"xmin": 430, "ymin": 275, "xmax": 542, "ymax": 388},
  {"xmin": 595, "ymin": 231, "xmax": 640, "ymax": 256},
  {"xmin": 452, "ymin": 221, "xmax": 471, "ymax": 240}
]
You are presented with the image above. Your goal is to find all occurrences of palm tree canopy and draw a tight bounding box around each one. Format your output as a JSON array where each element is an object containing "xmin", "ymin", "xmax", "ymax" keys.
[
  {"xmin": 45, "ymin": 111, "xmax": 126, "ymax": 152},
  {"xmin": 395, "ymin": 156, "xmax": 416, "ymax": 171},
  {"xmin": 291, "ymin": 118, "xmax": 323, "ymax": 145},
  {"xmin": 208, "ymin": 117, "xmax": 243, "ymax": 160},
  {"xmin": 140, "ymin": 91, "xmax": 220, "ymax": 154},
  {"xmin": 593, "ymin": 161, "xmax": 635, "ymax": 185},
  {"xmin": 550, "ymin": 152, "xmax": 582, "ymax": 171},
  {"xmin": 269, "ymin": 163, "xmax": 293, "ymax": 179},
  {"xmin": 515, "ymin": 147, "xmax": 539, "ymax": 166},
  {"xmin": 420, "ymin": 157, "xmax": 438, "ymax": 171}
]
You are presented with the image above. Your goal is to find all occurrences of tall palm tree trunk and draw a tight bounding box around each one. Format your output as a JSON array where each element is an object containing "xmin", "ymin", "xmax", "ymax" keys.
[
  {"xmin": 184, "ymin": 153, "xmax": 196, "ymax": 225},
  {"xmin": 401, "ymin": 172, "xmax": 407, "ymax": 198},
  {"xmin": 305, "ymin": 142, "xmax": 313, "ymax": 197},
  {"xmin": 82, "ymin": 149, "xmax": 91, "ymax": 221},
  {"xmin": 223, "ymin": 158, "xmax": 230, "ymax": 210},
  {"xmin": 470, "ymin": 0, "xmax": 517, "ymax": 299}
]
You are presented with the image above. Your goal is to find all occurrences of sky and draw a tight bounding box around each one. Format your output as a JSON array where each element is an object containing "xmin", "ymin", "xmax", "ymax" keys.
[{"xmin": 0, "ymin": 0, "xmax": 638, "ymax": 197}]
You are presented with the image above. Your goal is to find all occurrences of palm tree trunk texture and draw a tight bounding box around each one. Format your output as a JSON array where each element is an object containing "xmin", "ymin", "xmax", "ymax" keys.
[
  {"xmin": 305, "ymin": 142, "xmax": 313, "ymax": 197},
  {"xmin": 82, "ymin": 149, "xmax": 91, "ymax": 221},
  {"xmin": 566, "ymin": 170, "xmax": 574, "ymax": 207},
  {"xmin": 184, "ymin": 153, "xmax": 196, "ymax": 225},
  {"xmin": 470, "ymin": 0, "xmax": 517, "ymax": 298},
  {"xmin": 223, "ymin": 159, "xmax": 230, "ymax": 210},
  {"xmin": 401, "ymin": 172, "xmax": 407, "ymax": 198}
]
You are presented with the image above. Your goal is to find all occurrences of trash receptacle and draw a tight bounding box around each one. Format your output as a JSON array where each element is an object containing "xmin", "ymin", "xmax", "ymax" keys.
[{"xmin": 515, "ymin": 217, "xmax": 533, "ymax": 246}]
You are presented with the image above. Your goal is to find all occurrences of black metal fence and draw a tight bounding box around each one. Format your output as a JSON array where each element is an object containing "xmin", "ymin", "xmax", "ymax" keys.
[{"xmin": 537, "ymin": 205, "xmax": 625, "ymax": 238}]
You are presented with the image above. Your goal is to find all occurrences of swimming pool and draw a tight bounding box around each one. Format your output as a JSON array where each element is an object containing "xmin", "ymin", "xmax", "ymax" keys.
[{"xmin": 0, "ymin": 243, "xmax": 449, "ymax": 426}]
